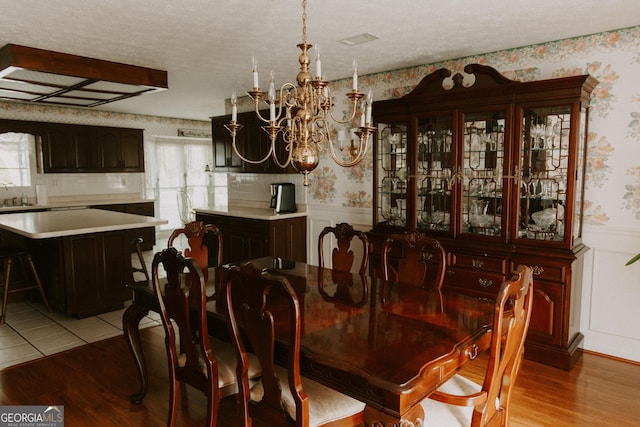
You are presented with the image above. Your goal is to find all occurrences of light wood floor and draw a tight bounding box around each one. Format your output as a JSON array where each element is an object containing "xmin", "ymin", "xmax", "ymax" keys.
[{"xmin": 1, "ymin": 325, "xmax": 638, "ymax": 426}]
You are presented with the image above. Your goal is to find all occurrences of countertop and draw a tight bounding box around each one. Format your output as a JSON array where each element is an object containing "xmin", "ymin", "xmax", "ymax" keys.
[
  {"xmin": 0, "ymin": 198, "xmax": 154, "ymax": 213},
  {"xmin": 194, "ymin": 206, "xmax": 307, "ymax": 221},
  {"xmin": 0, "ymin": 208, "xmax": 167, "ymax": 239}
]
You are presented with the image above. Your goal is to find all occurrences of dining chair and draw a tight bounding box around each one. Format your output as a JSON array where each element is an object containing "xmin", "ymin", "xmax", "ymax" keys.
[
  {"xmin": 419, "ymin": 264, "xmax": 534, "ymax": 427},
  {"xmin": 168, "ymin": 220, "xmax": 223, "ymax": 284},
  {"xmin": 318, "ymin": 222, "xmax": 369, "ymax": 275},
  {"xmin": 151, "ymin": 247, "xmax": 249, "ymax": 427},
  {"xmin": 317, "ymin": 268, "xmax": 369, "ymax": 308},
  {"xmin": 130, "ymin": 237, "xmax": 150, "ymax": 286},
  {"xmin": 224, "ymin": 261, "xmax": 367, "ymax": 427},
  {"xmin": 381, "ymin": 230, "xmax": 447, "ymax": 290}
]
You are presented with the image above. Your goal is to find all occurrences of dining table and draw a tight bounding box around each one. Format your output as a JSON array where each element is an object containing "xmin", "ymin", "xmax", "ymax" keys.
[{"xmin": 123, "ymin": 257, "xmax": 495, "ymax": 426}]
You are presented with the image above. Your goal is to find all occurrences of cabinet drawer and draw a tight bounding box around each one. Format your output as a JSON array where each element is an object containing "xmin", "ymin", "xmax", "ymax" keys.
[
  {"xmin": 444, "ymin": 267, "xmax": 505, "ymax": 296},
  {"xmin": 450, "ymin": 252, "xmax": 507, "ymax": 274},
  {"xmin": 510, "ymin": 258, "xmax": 566, "ymax": 284}
]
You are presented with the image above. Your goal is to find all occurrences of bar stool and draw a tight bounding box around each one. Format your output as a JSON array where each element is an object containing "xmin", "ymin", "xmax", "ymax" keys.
[{"xmin": 0, "ymin": 246, "xmax": 52, "ymax": 325}]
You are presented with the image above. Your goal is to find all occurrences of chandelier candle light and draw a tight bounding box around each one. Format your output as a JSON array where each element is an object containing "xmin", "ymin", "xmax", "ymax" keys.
[{"xmin": 226, "ymin": 0, "xmax": 376, "ymax": 186}]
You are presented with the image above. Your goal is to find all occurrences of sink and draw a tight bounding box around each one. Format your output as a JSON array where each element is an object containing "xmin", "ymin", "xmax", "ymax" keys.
[{"xmin": 0, "ymin": 203, "xmax": 37, "ymax": 210}]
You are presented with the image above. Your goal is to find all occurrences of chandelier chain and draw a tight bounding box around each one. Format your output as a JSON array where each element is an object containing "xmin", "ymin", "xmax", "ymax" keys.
[{"xmin": 302, "ymin": 0, "xmax": 307, "ymax": 44}]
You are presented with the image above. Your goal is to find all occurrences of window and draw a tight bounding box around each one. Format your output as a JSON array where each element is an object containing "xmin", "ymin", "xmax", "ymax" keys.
[
  {"xmin": 0, "ymin": 132, "xmax": 36, "ymax": 188},
  {"xmin": 147, "ymin": 136, "xmax": 215, "ymax": 231}
]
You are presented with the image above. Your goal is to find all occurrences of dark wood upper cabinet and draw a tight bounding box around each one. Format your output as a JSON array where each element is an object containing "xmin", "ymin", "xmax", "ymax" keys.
[
  {"xmin": 211, "ymin": 110, "xmax": 296, "ymax": 174},
  {"xmin": 37, "ymin": 122, "xmax": 144, "ymax": 173},
  {"xmin": 1, "ymin": 119, "xmax": 144, "ymax": 173},
  {"xmin": 211, "ymin": 115, "xmax": 242, "ymax": 171},
  {"xmin": 97, "ymin": 127, "xmax": 144, "ymax": 172},
  {"xmin": 42, "ymin": 123, "xmax": 99, "ymax": 172}
]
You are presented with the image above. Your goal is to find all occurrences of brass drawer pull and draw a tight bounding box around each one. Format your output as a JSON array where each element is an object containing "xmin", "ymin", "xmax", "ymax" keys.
[
  {"xmin": 421, "ymin": 252, "xmax": 433, "ymax": 261},
  {"xmin": 472, "ymin": 259, "xmax": 484, "ymax": 268},
  {"xmin": 478, "ymin": 278, "xmax": 493, "ymax": 288},
  {"xmin": 465, "ymin": 344, "xmax": 479, "ymax": 360},
  {"xmin": 531, "ymin": 265, "xmax": 544, "ymax": 275}
]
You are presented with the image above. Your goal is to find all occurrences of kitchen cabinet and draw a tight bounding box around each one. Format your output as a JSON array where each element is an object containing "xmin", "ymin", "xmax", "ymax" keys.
[
  {"xmin": 97, "ymin": 127, "xmax": 144, "ymax": 172},
  {"xmin": 42, "ymin": 123, "xmax": 99, "ymax": 172},
  {"xmin": 211, "ymin": 114, "xmax": 243, "ymax": 171},
  {"xmin": 370, "ymin": 64, "xmax": 597, "ymax": 370},
  {"xmin": 40, "ymin": 122, "xmax": 144, "ymax": 173},
  {"xmin": 195, "ymin": 212, "xmax": 306, "ymax": 263},
  {"xmin": 4, "ymin": 229, "xmax": 132, "ymax": 318},
  {"xmin": 92, "ymin": 202, "xmax": 156, "ymax": 250},
  {"xmin": 211, "ymin": 110, "xmax": 297, "ymax": 173}
]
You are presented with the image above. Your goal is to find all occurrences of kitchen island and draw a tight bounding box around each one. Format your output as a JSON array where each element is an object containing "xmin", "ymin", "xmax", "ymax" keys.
[
  {"xmin": 0, "ymin": 209, "xmax": 167, "ymax": 318},
  {"xmin": 195, "ymin": 206, "xmax": 307, "ymax": 264}
]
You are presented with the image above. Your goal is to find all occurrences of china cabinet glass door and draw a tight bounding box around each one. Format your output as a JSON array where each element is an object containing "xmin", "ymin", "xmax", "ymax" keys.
[
  {"xmin": 460, "ymin": 110, "xmax": 507, "ymax": 238},
  {"xmin": 416, "ymin": 114, "xmax": 454, "ymax": 232},
  {"xmin": 515, "ymin": 105, "xmax": 574, "ymax": 243},
  {"xmin": 376, "ymin": 121, "xmax": 408, "ymax": 227}
]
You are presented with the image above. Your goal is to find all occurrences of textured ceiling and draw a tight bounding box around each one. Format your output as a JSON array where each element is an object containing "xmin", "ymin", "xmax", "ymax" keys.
[{"xmin": 0, "ymin": 0, "xmax": 639, "ymax": 121}]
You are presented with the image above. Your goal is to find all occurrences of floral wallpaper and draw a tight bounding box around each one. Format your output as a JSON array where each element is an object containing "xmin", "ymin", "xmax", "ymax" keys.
[{"xmin": 296, "ymin": 25, "xmax": 640, "ymax": 229}]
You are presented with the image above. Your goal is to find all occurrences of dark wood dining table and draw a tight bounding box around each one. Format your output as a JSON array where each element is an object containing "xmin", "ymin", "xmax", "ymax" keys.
[{"xmin": 123, "ymin": 257, "xmax": 495, "ymax": 426}]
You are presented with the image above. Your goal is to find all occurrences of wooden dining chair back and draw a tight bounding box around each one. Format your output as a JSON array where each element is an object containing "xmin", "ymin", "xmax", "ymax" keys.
[
  {"xmin": 382, "ymin": 230, "xmax": 447, "ymax": 290},
  {"xmin": 318, "ymin": 222, "xmax": 369, "ymax": 275},
  {"xmin": 168, "ymin": 221, "xmax": 223, "ymax": 282},
  {"xmin": 421, "ymin": 264, "xmax": 534, "ymax": 427},
  {"xmin": 224, "ymin": 262, "xmax": 366, "ymax": 427},
  {"xmin": 317, "ymin": 268, "xmax": 369, "ymax": 308},
  {"xmin": 151, "ymin": 247, "xmax": 239, "ymax": 427},
  {"xmin": 130, "ymin": 237, "xmax": 150, "ymax": 285}
]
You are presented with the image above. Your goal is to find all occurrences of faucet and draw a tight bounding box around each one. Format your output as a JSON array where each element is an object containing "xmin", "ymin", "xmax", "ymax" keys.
[{"xmin": 1, "ymin": 182, "xmax": 16, "ymax": 206}]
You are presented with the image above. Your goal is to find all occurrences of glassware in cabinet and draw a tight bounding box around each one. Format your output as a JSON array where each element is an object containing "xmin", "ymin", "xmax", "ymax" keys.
[
  {"xmin": 376, "ymin": 121, "xmax": 408, "ymax": 227},
  {"xmin": 460, "ymin": 110, "xmax": 507, "ymax": 238},
  {"xmin": 515, "ymin": 106, "xmax": 573, "ymax": 243},
  {"xmin": 416, "ymin": 114, "xmax": 454, "ymax": 232}
]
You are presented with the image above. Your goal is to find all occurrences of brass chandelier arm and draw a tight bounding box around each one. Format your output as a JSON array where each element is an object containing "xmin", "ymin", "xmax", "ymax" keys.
[{"xmin": 231, "ymin": 134, "xmax": 275, "ymax": 165}]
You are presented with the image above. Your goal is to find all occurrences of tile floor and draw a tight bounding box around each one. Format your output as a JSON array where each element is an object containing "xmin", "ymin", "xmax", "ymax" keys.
[
  {"xmin": 0, "ymin": 231, "xmax": 174, "ymax": 370},
  {"xmin": 0, "ymin": 300, "xmax": 162, "ymax": 370}
]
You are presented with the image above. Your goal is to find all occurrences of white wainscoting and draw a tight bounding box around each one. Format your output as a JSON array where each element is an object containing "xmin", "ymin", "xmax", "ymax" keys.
[
  {"xmin": 581, "ymin": 225, "xmax": 640, "ymax": 362},
  {"xmin": 306, "ymin": 204, "xmax": 372, "ymax": 269}
]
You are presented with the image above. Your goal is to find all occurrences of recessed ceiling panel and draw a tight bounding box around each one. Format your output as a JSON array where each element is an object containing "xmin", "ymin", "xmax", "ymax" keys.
[
  {"xmin": 45, "ymin": 96, "xmax": 97, "ymax": 106},
  {"xmin": 0, "ymin": 89, "xmax": 35, "ymax": 100},
  {"xmin": 0, "ymin": 79, "xmax": 60, "ymax": 95},
  {"xmin": 0, "ymin": 43, "xmax": 168, "ymax": 108},
  {"xmin": 64, "ymin": 90, "xmax": 120, "ymax": 100},
  {"xmin": 84, "ymin": 80, "xmax": 152, "ymax": 93},
  {"xmin": 5, "ymin": 68, "xmax": 87, "ymax": 86}
]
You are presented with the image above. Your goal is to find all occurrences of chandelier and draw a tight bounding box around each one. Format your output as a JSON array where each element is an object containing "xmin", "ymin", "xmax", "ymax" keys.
[{"xmin": 226, "ymin": 0, "xmax": 375, "ymax": 186}]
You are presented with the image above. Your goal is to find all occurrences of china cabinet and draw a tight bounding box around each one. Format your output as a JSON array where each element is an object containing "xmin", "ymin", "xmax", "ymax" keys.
[{"xmin": 370, "ymin": 64, "xmax": 598, "ymax": 370}]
